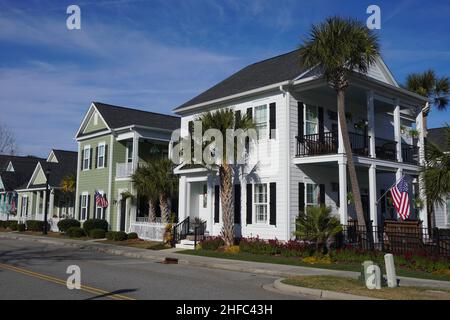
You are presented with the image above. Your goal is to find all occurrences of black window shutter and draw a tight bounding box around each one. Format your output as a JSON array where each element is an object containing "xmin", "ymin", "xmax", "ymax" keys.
[
  {"xmin": 94, "ymin": 196, "xmax": 97, "ymax": 218},
  {"xmin": 104, "ymin": 145, "xmax": 108, "ymax": 167},
  {"xmin": 78, "ymin": 195, "xmax": 82, "ymax": 219},
  {"xmin": 380, "ymin": 189, "xmax": 386, "ymax": 214},
  {"xmin": 269, "ymin": 102, "xmax": 276, "ymax": 139},
  {"xmin": 298, "ymin": 183, "xmax": 305, "ymax": 214},
  {"xmin": 246, "ymin": 184, "xmax": 252, "ymax": 224},
  {"xmin": 269, "ymin": 182, "xmax": 276, "ymax": 225},
  {"xmin": 234, "ymin": 184, "xmax": 241, "ymax": 224},
  {"xmin": 214, "ymin": 186, "xmax": 220, "ymax": 223},
  {"xmin": 337, "ymin": 184, "xmax": 340, "ymax": 208},
  {"xmin": 319, "ymin": 184, "xmax": 325, "ymax": 205},
  {"xmin": 89, "ymin": 148, "xmax": 93, "ymax": 169},
  {"xmin": 298, "ymin": 101, "xmax": 304, "ymax": 139},
  {"xmin": 95, "ymin": 147, "xmax": 98, "ymax": 168},
  {"xmin": 80, "ymin": 149, "xmax": 84, "ymax": 170},
  {"xmin": 318, "ymin": 107, "xmax": 324, "ymax": 141},
  {"xmin": 87, "ymin": 195, "xmax": 90, "ymax": 219},
  {"xmin": 235, "ymin": 110, "xmax": 241, "ymax": 123},
  {"xmin": 246, "ymin": 107, "xmax": 252, "ymax": 120}
]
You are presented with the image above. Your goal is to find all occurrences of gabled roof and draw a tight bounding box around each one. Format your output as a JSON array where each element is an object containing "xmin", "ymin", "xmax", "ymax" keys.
[
  {"xmin": 174, "ymin": 49, "xmax": 308, "ymax": 111},
  {"xmin": 0, "ymin": 155, "xmax": 43, "ymax": 192},
  {"xmin": 173, "ymin": 50, "xmax": 400, "ymax": 112},
  {"xmin": 0, "ymin": 154, "xmax": 42, "ymax": 171},
  {"xmin": 76, "ymin": 102, "xmax": 180, "ymax": 138},
  {"xmin": 427, "ymin": 127, "xmax": 449, "ymax": 152}
]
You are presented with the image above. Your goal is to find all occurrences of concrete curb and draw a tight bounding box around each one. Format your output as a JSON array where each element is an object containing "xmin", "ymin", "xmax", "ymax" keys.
[
  {"xmin": 273, "ymin": 279, "xmax": 380, "ymax": 300},
  {"xmin": 2, "ymin": 232, "xmax": 450, "ymax": 290}
]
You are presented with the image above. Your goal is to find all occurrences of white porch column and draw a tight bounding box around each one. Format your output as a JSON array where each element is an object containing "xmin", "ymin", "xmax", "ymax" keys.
[
  {"xmin": 178, "ymin": 176, "xmax": 187, "ymax": 221},
  {"xmin": 338, "ymin": 158, "xmax": 348, "ymax": 225},
  {"xmin": 132, "ymin": 133, "xmax": 139, "ymax": 171},
  {"xmin": 367, "ymin": 90, "xmax": 376, "ymax": 157},
  {"xmin": 368, "ymin": 164, "xmax": 378, "ymax": 239},
  {"xmin": 416, "ymin": 106, "xmax": 429, "ymax": 228},
  {"xmin": 49, "ymin": 190, "xmax": 54, "ymax": 218},
  {"xmin": 43, "ymin": 190, "xmax": 47, "ymax": 219},
  {"xmin": 394, "ymin": 99, "xmax": 402, "ymax": 162}
]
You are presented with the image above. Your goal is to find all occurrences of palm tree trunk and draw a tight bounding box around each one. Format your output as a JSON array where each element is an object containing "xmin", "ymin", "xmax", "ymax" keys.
[
  {"xmin": 148, "ymin": 200, "xmax": 156, "ymax": 222},
  {"xmin": 220, "ymin": 163, "xmax": 234, "ymax": 247},
  {"xmin": 337, "ymin": 90, "xmax": 366, "ymax": 228},
  {"xmin": 159, "ymin": 194, "xmax": 171, "ymax": 224}
]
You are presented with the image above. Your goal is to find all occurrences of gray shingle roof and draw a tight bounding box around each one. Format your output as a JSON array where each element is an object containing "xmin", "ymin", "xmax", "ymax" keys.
[
  {"xmin": 0, "ymin": 155, "xmax": 44, "ymax": 191},
  {"xmin": 427, "ymin": 127, "xmax": 449, "ymax": 152},
  {"xmin": 94, "ymin": 102, "xmax": 180, "ymax": 131},
  {"xmin": 174, "ymin": 49, "xmax": 307, "ymax": 111}
]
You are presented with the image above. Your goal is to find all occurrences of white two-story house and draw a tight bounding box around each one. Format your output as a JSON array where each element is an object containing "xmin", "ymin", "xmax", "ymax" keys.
[{"xmin": 173, "ymin": 49, "xmax": 429, "ymax": 241}]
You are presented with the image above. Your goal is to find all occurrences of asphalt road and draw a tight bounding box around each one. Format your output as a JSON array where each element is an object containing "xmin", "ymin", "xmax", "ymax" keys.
[{"xmin": 0, "ymin": 238, "xmax": 308, "ymax": 300}]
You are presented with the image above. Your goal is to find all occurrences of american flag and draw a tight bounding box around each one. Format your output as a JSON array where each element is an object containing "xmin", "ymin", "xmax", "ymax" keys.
[
  {"xmin": 390, "ymin": 177, "xmax": 410, "ymax": 220},
  {"xmin": 95, "ymin": 191, "xmax": 108, "ymax": 208}
]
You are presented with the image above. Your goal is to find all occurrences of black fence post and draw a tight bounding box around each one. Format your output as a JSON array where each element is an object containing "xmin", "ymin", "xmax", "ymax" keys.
[{"xmin": 194, "ymin": 226, "xmax": 198, "ymax": 249}]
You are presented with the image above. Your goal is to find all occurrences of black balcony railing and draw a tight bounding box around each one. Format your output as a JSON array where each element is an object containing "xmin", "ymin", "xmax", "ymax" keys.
[
  {"xmin": 296, "ymin": 131, "xmax": 369, "ymax": 157},
  {"xmin": 374, "ymin": 137, "xmax": 397, "ymax": 161},
  {"xmin": 402, "ymin": 144, "xmax": 419, "ymax": 165},
  {"xmin": 296, "ymin": 132, "xmax": 419, "ymax": 164}
]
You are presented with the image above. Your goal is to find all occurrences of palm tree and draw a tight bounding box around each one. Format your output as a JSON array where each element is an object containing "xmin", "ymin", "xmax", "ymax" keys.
[
  {"xmin": 60, "ymin": 174, "xmax": 76, "ymax": 193},
  {"xmin": 132, "ymin": 165, "xmax": 158, "ymax": 222},
  {"xmin": 152, "ymin": 157, "xmax": 178, "ymax": 223},
  {"xmin": 196, "ymin": 108, "xmax": 254, "ymax": 247},
  {"xmin": 295, "ymin": 206, "xmax": 342, "ymax": 253},
  {"xmin": 299, "ymin": 16, "xmax": 380, "ymax": 228},
  {"xmin": 423, "ymin": 125, "xmax": 450, "ymax": 228},
  {"xmin": 406, "ymin": 70, "xmax": 449, "ymax": 111}
]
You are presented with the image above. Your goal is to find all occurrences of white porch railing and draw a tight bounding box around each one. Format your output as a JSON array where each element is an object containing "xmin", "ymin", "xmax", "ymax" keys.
[
  {"xmin": 116, "ymin": 162, "xmax": 134, "ymax": 178},
  {"xmin": 129, "ymin": 221, "xmax": 166, "ymax": 242}
]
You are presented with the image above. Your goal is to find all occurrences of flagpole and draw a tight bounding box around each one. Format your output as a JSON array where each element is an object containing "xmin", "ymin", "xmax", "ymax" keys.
[{"xmin": 376, "ymin": 174, "xmax": 406, "ymax": 204}]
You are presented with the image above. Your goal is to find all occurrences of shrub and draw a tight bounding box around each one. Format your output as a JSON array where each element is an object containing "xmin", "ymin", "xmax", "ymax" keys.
[
  {"xmin": 57, "ymin": 219, "xmax": 80, "ymax": 232},
  {"xmin": 127, "ymin": 232, "xmax": 138, "ymax": 240},
  {"xmin": 66, "ymin": 227, "xmax": 86, "ymax": 238},
  {"xmin": 26, "ymin": 220, "xmax": 45, "ymax": 232},
  {"xmin": 83, "ymin": 219, "xmax": 108, "ymax": 235},
  {"xmin": 0, "ymin": 220, "xmax": 5, "ymax": 228},
  {"xmin": 7, "ymin": 221, "xmax": 18, "ymax": 231},
  {"xmin": 17, "ymin": 223, "xmax": 26, "ymax": 232},
  {"xmin": 164, "ymin": 223, "xmax": 173, "ymax": 244},
  {"xmin": 200, "ymin": 237, "xmax": 225, "ymax": 251},
  {"xmin": 106, "ymin": 231, "xmax": 128, "ymax": 241},
  {"xmin": 89, "ymin": 228, "xmax": 106, "ymax": 239},
  {"xmin": 224, "ymin": 245, "xmax": 240, "ymax": 254}
]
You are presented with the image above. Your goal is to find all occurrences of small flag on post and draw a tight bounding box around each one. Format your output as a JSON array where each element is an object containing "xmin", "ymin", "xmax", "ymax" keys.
[
  {"xmin": 95, "ymin": 191, "xmax": 108, "ymax": 208},
  {"xmin": 390, "ymin": 177, "xmax": 410, "ymax": 220}
]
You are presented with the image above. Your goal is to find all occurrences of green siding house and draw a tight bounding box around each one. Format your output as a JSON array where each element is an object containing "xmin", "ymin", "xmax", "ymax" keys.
[{"xmin": 74, "ymin": 102, "xmax": 180, "ymax": 232}]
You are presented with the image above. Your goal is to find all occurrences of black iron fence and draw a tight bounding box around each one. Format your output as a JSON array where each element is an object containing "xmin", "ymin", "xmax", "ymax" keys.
[
  {"xmin": 337, "ymin": 222, "xmax": 450, "ymax": 257},
  {"xmin": 172, "ymin": 216, "xmax": 190, "ymax": 247}
]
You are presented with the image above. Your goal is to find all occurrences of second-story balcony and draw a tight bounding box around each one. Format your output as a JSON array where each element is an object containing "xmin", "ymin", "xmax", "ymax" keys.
[
  {"xmin": 116, "ymin": 162, "xmax": 134, "ymax": 179},
  {"xmin": 296, "ymin": 131, "xmax": 419, "ymax": 164}
]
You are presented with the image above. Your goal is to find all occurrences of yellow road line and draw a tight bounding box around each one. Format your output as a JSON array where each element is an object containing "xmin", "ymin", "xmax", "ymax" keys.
[{"xmin": 0, "ymin": 262, "xmax": 135, "ymax": 300}]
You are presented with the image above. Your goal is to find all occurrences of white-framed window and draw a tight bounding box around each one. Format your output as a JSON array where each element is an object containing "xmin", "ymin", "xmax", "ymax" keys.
[
  {"xmin": 126, "ymin": 141, "xmax": 133, "ymax": 163},
  {"xmin": 254, "ymin": 104, "xmax": 268, "ymax": 140},
  {"xmin": 95, "ymin": 191, "xmax": 105, "ymax": 219},
  {"xmin": 21, "ymin": 196, "xmax": 28, "ymax": 216},
  {"xmin": 38, "ymin": 191, "xmax": 44, "ymax": 214},
  {"xmin": 446, "ymin": 197, "xmax": 450, "ymax": 226},
  {"xmin": 305, "ymin": 105, "xmax": 318, "ymax": 135},
  {"xmin": 83, "ymin": 146, "xmax": 91, "ymax": 170},
  {"xmin": 306, "ymin": 183, "xmax": 318, "ymax": 207},
  {"xmin": 80, "ymin": 193, "xmax": 88, "ymax": 220},
  {"xmin": 97, "ymin": 143, "xmax": 105, "ymax": 168},
  {"xmin": 254, "ymin": 184, "xmax": 268, "ymax": 224}
]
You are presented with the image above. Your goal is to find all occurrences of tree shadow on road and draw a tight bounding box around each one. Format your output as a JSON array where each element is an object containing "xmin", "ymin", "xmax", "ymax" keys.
[{"xmin": 84, "ymin": 288, "xmax": 138, "ymax": 300}]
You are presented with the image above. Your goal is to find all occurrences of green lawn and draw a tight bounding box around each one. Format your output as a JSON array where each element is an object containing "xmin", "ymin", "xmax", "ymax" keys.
[
  {"xmin": 283, "ymin": 276, "xmax": 450, "ymax": 300},
  {"xmin": 178, "ymin": 249, "xmax": 450, "ymax": 282}
]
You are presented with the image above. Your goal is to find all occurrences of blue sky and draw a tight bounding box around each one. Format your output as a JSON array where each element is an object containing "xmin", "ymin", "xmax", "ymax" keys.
[{"xmin": 0, "ymin": 0, "xmax": 449, "ymax": 157}]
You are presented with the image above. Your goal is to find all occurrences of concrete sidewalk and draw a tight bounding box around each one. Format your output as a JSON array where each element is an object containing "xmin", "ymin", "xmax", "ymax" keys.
[{"xmin": 1, "ymin": 231, "xmax": 449, "ymax": 290}]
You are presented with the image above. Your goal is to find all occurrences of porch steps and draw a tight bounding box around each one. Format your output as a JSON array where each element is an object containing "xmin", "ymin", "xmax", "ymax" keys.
[{"xmin": 175, "ymin": 239, "xmax": 196, "ymax": 250}]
